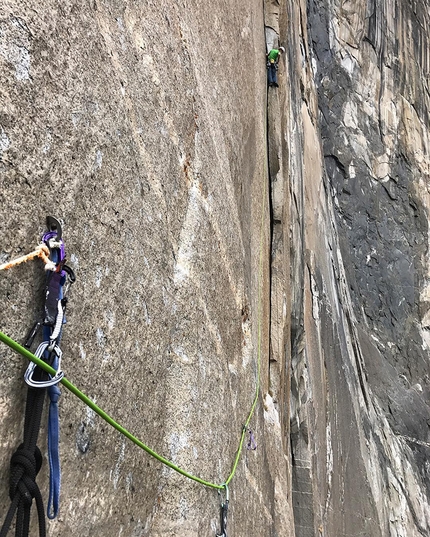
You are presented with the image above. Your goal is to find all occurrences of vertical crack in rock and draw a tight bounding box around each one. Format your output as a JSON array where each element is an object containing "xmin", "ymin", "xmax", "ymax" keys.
[{"xmin": 262, "ymin": 2, "xmax": 296, "ymax": 535}]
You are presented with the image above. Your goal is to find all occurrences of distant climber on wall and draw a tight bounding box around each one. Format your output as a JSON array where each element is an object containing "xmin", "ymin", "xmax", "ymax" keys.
[{"xmin": 267, "ymin": 46, "xmax": 285, "ymax": 87}]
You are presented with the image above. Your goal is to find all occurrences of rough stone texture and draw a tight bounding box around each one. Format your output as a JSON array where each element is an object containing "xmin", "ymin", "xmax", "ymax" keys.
[
  {"xmin": 1, "ymin": 0, "xmax": 430, "ymax": 536},
  {"xmin": 286, "ymin": 0, "xmax": 430, "ymax": 535}
]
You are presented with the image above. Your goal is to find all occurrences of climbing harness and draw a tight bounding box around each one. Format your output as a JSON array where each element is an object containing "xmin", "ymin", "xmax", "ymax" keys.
[
  {"xmin": 0, "ymin": 217, "xmax": 75, "ymax": 537},
  {"xmin": 216, "ymin": 485, "xmax": 229, "ymax": 537},
  {"xmin": 0, "ymin": 168, "xmax": 267, "ymax": 536}
]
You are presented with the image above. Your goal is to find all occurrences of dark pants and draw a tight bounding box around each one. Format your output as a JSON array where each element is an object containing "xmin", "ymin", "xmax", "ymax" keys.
[{"xmin": 267, "ymin": 63, "xmax": 278, "ymax": 86}]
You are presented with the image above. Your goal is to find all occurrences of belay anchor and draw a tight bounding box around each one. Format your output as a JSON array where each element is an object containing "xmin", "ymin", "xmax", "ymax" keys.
[{"xmin": 0, "ymin": 216, "xmax": 75, "ymax": 537}]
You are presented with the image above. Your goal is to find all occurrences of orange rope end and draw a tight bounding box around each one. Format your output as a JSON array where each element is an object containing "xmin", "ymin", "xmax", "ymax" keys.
[{"xmin": 0, "ymin": 244, "xmax": 52, "ymax": 271}]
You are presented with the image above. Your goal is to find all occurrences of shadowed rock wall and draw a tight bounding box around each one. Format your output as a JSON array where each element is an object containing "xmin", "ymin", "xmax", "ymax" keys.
[{"xmin": 283, "ymin": 0, "xmax": 430, "ymax": 535}]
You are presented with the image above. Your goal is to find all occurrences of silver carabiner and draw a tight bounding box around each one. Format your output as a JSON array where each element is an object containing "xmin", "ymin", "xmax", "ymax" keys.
[
  {"xmin": 46, "ymin": 216, "xmax": 62, "ymax": 240},
  {"xmin": 216, "ymin": 485, "xmax": 229, "ymax": 537},
  {"xmin": 24, "ymin": 342, "xmax": 64, "ymax": 388}
]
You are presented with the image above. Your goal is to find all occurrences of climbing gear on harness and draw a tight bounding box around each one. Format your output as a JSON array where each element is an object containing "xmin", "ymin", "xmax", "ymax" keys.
[
  {"xmin": 216, "ymin": 484, "xmax": 229, "ymax": 537},
  {"xmin": 0, "ymin": 217, "xmax": 75, "ymax": 537}
]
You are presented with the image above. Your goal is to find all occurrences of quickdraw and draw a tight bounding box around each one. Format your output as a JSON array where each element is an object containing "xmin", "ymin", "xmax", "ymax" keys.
[
  {"xmin": 216, "ymin": 485, "xmax": 229, "ymax": 537},
  {"xmin": 246, "ymin": 429, "xmax": 257, "ymax": 451},
  {"xmin": 0, "ymin": 217, "xmax": 75, "ymax": 537}
]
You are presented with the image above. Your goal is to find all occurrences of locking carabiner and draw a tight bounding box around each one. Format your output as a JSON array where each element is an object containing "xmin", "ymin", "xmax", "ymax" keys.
[{"xmin": 46, "ymin": 216, "xmax": 62, "ymax": 241}]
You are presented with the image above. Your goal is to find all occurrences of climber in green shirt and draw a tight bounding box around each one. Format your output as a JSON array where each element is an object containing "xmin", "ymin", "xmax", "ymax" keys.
[{"xmin": 267, "ymin": 46, "xmax": 285, "ymax": 87}]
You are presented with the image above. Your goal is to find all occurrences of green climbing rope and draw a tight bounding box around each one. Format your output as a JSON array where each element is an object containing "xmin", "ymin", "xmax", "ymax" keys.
[
  {"xmin": 225, "ymin": 178, "xmax": 267, "ymax": 485},
  {"xmin": 0, "ymin": 330, "xmax": 223, "ymax": 489}
]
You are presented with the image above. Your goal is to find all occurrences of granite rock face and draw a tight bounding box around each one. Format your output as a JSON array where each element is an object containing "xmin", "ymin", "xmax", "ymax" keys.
[
  {"xmin": 0, "ymin": 0, "xmax": 429, "ymax": 536},
  {"xmin": 285, "ymin": 0, "xmax": 430, "ymax": 535}
]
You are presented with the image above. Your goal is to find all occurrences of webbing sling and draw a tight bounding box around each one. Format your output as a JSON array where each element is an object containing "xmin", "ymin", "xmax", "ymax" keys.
[{"xmin": 41, "ymin": 234, "xmax": 68, "ymax": 520}]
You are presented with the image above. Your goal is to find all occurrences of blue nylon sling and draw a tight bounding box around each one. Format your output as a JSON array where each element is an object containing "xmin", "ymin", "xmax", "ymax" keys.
[{"xmin": 44, "ymin": 247, "xmax": 66, "ymax": 520}]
